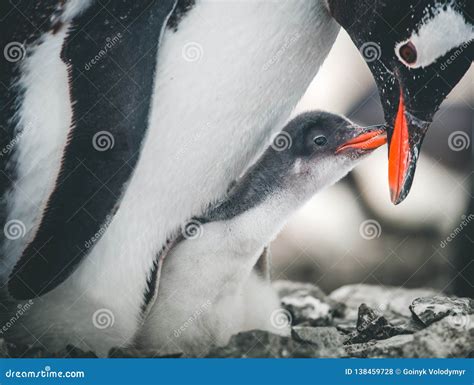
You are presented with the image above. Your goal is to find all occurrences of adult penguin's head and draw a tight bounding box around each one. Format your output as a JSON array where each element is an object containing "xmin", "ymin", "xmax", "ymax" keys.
[{"xmin": 328, "ymin": 0, "xmax": 473, "ymax": 204}]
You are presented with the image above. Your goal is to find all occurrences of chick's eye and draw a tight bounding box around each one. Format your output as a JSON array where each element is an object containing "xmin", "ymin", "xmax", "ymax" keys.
[
  {"xmin": 313, "ymin": 135, "xmax": 327, "ymax": 146},
  {"xmin": 399, "ymin": 41, "xmax": 417, "ymax": 64}
]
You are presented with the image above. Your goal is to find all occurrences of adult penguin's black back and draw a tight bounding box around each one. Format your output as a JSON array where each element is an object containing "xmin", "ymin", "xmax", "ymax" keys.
[{"xmin": 1, "ymin": 1, "xmax": 178, "ymax": 299}]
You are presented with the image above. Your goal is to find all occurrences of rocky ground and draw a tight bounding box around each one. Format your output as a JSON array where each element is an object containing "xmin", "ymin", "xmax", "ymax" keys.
[
  {"xmin": 208, "ymin": 282, "xmax": 473, "ymax": 358},
  {"xmin": 1, "ymin": 281, "xmax": 472, "ymax": 358}
]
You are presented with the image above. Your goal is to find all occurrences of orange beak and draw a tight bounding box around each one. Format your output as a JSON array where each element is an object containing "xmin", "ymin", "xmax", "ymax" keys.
[
  {"xmin": 386, "ymin": 92, "xmax": 430, "ymax": 204},
  {"xmin": 388, "ymin": 94, "xmax": 410, "ymax": 204},
  {"xmin": 336, "ymin": 128, "xmax": 387, "ymax": 154}
]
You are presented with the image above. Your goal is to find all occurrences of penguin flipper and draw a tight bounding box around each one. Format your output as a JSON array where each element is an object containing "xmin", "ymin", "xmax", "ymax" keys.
[
  {"xmin": 8, "ymin": 0, "xmax": 178, "ymax": 300},
  {"xmin": 140, "ymin": 234, "xmax": 182, "ymax": 321}
]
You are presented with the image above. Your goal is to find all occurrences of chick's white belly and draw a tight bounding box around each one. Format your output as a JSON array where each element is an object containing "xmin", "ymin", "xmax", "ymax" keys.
[{"xmin": 136, "ymin": 223, "xmax": 281, "ymax": 355}]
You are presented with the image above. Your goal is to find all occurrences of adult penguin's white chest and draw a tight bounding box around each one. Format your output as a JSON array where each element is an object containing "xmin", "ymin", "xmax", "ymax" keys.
[{"xmin": 75, "ymin": 0, "xmax": 339, "ymax": 306}]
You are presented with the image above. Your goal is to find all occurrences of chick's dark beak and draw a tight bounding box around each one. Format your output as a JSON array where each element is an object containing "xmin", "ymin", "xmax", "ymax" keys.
[{"xmin": 388, "ymin": 93, "xmax": 430, "ymax": 205}]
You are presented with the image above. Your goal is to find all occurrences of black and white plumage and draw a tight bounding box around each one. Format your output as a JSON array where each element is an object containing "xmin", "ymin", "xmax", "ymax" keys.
[
  {"xmin": 1, "ymin": 0, "xmax": 339, "ymax": 355},
  {"xmin": 6, "ymin": 0, "xmax": 177, "ymax": 299},
  {"xmin": 136, "ymin": 111, "xmax": 386, "ymax": 355},
  {"xmin": 0, "ymin": 0, "xmax": 471, "ymax": 355}
]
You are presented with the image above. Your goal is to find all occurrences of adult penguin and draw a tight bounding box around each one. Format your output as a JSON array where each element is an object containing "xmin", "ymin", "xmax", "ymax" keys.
[{"xmin": 0, "ymin": 0, "xmax": 471, "ymax": 354}]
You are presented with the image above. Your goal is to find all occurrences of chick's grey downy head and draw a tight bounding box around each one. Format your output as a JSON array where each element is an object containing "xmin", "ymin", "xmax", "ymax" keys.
[
  {"xmin": 268, "ymin": 111, "xmax": 386, "ymax": 189},
  {"xmin": 274, "ymin": 111, "xmax": 386, "ymax": 162},
  {"xmin": 204, "ymin": 111, "xmax": 387, "ymax": 222}
]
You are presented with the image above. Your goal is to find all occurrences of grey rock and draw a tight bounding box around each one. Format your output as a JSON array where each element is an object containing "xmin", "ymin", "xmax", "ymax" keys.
[
  {"xmin": 207, "ymin": 330, "xmax": 342, "ymax": 358},
  {"xmin": 0, "ymin": 339, "xmax": 9, "ymax": 358},
  {"xmin": 334, "ymin": 318, "xmax": 356, "ymax": 335},
  {"xmin": 57, "ymin": 345, "xmax": 98, "ymax": 358},
  {"xmin": 356, "ymin": 303, "xmax": 383, "ymax": 331},
  {"xmin": 402, "ymin": 314, "xmax": 473, "ymax": 358},
  {"xmin": 345, "ymin": 314, "xmax": 473, "ymax": 358},
  {"xmin": 346, "ymin": 334, "xmax": 414, "ymax": 358},
  {"xmin": 2, "ymin": 341, "xmax": 98, "ymax": 358},
  {"xmin": 344, "ymin": 304, "xmax": 412, "ymax": 345},
  {"xmin": 330, "ymin": 284, "xmax": 438, "ymax": 320},
  {"xmin": 2, "ymin": 341, "xmax": 50, "ymax": 358},
  {"xmin": 291, "ymin": 326, "xmax": 346, "ymax": 349},
  {"xmin": 274, "ymin": 281, "xmax": 345, "ymax": 326},
  {"xmin": 409, "ymin": 296, "xmax": 474, "ymax": 326},
  {"xmin": 385, "ymin": 315, "xmax": 425, "ymax": 334},
  {"xmin": 281, "ymin": 296, "xmax": 332, "ymax": 326}
]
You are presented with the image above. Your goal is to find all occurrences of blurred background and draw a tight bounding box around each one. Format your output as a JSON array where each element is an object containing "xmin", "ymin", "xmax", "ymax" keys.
[{"xmin": 270, "ymin": 31, "xmax": 473, "ymax": 298}]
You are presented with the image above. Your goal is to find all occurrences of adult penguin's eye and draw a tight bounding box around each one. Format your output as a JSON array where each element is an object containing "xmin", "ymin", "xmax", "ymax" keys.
[
  {"xmin": 313, "ymin": 135, "xmax": 327, "ymax": 146},
  {"xmin": 399, "ymin": 41, "xmax": 417, "ymax": 64}
]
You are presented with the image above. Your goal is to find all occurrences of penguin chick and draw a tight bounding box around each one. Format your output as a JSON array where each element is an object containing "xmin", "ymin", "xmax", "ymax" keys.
[{"xmin": 136, "ymin": 111, "xmax": 387, "ymax": 356}]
